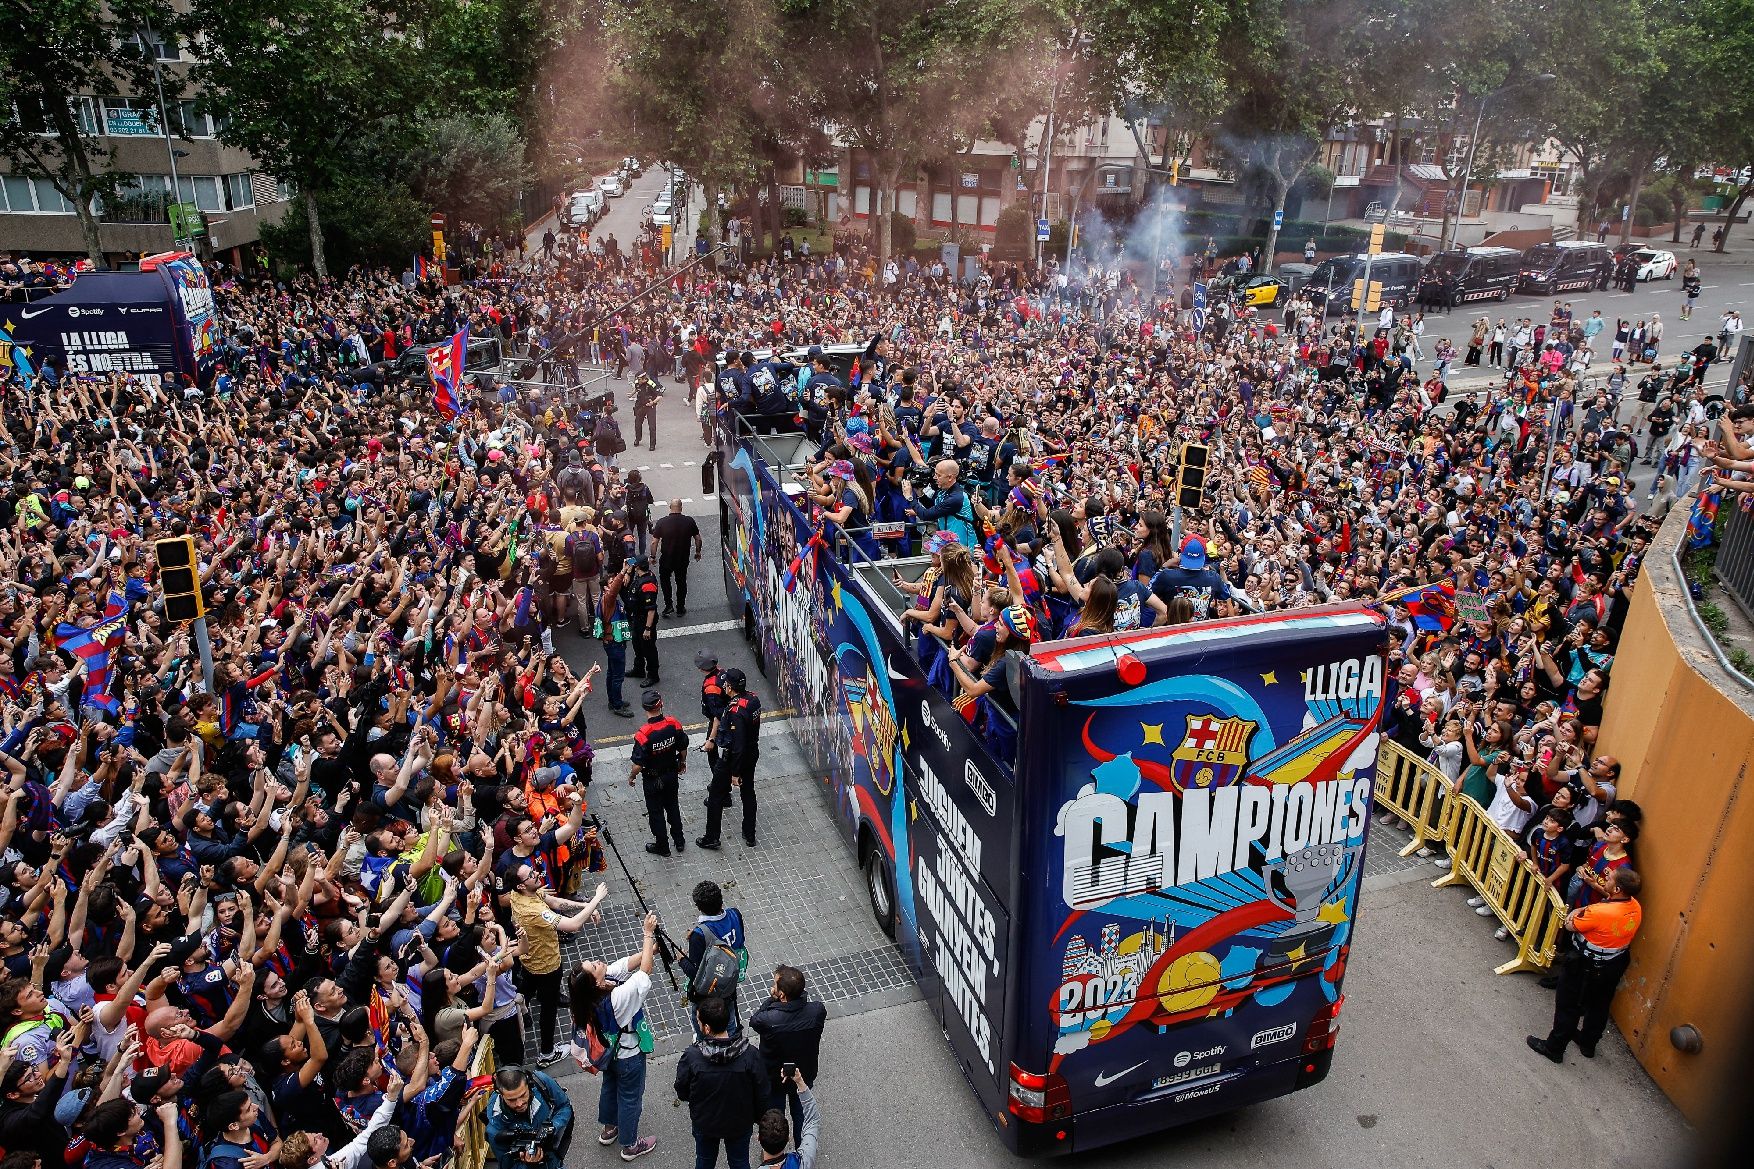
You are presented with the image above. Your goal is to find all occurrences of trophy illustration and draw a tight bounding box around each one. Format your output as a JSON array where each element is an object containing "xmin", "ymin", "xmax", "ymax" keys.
[{"xmin": 1262, "ymin": 841, "xmax": 1349, "ymax": 971}]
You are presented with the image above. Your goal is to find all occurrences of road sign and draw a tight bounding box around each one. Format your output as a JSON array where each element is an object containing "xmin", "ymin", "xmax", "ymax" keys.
[
  {"xmin": 1193, "ymin": 281, "xmax": 1208, "ymax": 311},
  {"xmin": 1272, "ymin": 209, "xmax": 1284, "ymax": 230},
  {"xmin": 1193, "ymin": 308, "xmax": 1207, "ymax": 332},
  {"xmin": 1036, "ymin": 218, "xmax": 1050, "ymax": 241}
]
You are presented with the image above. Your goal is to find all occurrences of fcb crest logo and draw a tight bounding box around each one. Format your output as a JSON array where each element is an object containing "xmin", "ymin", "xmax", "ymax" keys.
[{"xmin": 1170, "ymin": 715, "xmax": 1255, "ymax": 791}]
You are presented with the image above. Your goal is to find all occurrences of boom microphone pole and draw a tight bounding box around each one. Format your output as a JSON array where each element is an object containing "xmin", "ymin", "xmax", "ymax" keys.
[{"xmin": 590, "ymin": 815, "xmax": 686, "ymax": 991}]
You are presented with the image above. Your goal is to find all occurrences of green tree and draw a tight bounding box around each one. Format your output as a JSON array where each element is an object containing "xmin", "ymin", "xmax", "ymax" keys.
[
  {"xmin": 1214, "ymin": 0, "xmax": 1372, "ymax": 272},
  {"xmin": 190, "ymin": 0, "xmax": 439, "ymax": 278},
  {"xmin": 401, "ymin": 112, "xmax": 532, "ymax": 233},
  {"xmin": 603, "ymin": 0, "xmax": 776, "ymax": 252},
  {"xmin": 783, "ymin": 0, "xmax": 1030, "ymax": 262},
  {"xmin": 0, "ymin": 0, "xmax": 179, "ymax": 266}
]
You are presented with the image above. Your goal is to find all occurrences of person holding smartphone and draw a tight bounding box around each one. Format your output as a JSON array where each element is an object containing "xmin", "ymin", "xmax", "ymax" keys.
[
  {"xmin": 749, "ymin": 965, "xmax": 825, "ymax": 1148},
  {"xmin": 755, "ymin": 1067, "xmax": 820, "ymax": 1169}
]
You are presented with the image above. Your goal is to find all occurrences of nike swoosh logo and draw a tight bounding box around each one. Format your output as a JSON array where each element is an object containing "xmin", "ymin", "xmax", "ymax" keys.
[
  {"xmin": 1093, "ymin": 1061, "xmax": 1146, "ymax": 1088},
  {"xmin": 19, "ymin": 306, "xmax": 51, "ymax": 319}
]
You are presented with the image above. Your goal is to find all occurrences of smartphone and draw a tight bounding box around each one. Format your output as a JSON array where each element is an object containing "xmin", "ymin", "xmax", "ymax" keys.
[{"xmin": 780, "ymin": 1061, "xmax": 798, "ymax": 1080}]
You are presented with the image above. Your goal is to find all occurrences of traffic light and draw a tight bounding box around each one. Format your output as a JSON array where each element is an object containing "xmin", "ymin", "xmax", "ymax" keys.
[
  {"xmin": 155, "ymin": 536, "xmax": 205, "ymax": 622},
  {"xmin": 1177, "ymin": 442, "xmax": 1210, "ymax": 510},
  {"xmin": 1349, "ymin": 279, "xmax": 1384, "ymax": 313},
  {"xmin": 1368, "ymin": 223, "xmax": 1385, "ymax": 255},
  {"xmin": 1170, "ymin": 160, "xmax": 1180, "ymax": 187}
]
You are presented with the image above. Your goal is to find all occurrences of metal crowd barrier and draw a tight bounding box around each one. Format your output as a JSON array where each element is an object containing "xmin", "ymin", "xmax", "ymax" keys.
[
  {"xmin": 1373, "ymin": 739, "xmax": 1453, "ymax": 857},
  {"xmin": 1374, "ymin": 741, "xmax": 1568, "ymax": 975},
  {"xmin": 456, "ymin": 1035, "xmax": 498, "ymax": 1168},
  {"xmin": 1714, "ymin": 497, "xmax": 1754, "ymax": 621}
]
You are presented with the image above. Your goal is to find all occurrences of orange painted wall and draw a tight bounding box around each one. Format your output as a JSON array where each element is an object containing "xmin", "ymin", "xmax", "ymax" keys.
[{"xmin": 1598, "ymin": 555, "xmax": 1754, "ymax": 1125}]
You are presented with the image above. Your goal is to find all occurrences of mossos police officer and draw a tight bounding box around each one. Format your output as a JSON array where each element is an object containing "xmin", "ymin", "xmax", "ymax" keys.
[
  {"xmin": 696, "ymin": 650, "xmax": 729, "ymax": 772},
  {"xmin": 629, "ymin": 690, "xmax": 688, "ymax": 856},
  {"xmin": 698, "ymin": 669, "xmax": 762, "ymax": 850}
]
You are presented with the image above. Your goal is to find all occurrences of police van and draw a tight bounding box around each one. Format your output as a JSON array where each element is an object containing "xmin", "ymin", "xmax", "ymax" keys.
[
  {"xmin": 1416, "ymin": 246, "xmax": 1523, "ymax": 306},
  {"xmin": 1517, "ymin": 241, "xmax": 1613, "ymax": 294},
  {"xmin": 1303, "ymin": 252, "xmax": 1423, "ymax": 315}
]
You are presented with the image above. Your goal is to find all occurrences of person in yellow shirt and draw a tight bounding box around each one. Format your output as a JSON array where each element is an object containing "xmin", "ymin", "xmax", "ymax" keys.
[
  {"xmin": 1527, "ymin": 866, "xmax": 1642, "ymax": 1063},
  {"xmin": 507, "ymin": 866, "xmax": 608, "ymax": 1067}
]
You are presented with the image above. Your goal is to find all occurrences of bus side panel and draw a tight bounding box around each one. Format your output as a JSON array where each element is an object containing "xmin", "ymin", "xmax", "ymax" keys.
[
  {"xmin": 1011, "ymin": 612, "xmax": 1387, "ymax": 1154},
  {"xmin": 716, "ymin": 436, "xmax": 1015, "ymax": 1124},
  {"xmin": 718, "ymin": 429, "xmax": 756, "ymax": 625}
]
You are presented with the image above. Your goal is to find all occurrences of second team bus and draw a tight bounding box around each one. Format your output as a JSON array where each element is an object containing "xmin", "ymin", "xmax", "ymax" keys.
[{"xmin": 716, "ymin": 418, "xmax": 1390, "ymax": 1154}]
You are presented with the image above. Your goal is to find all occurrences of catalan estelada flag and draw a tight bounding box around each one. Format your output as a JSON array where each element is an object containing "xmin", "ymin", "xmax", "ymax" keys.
[
  {"xmin": 54, "ymin": 591, "xmax": 129, "ymax": 715},
  {"xmin": 427, "ymin": 324, "xmax": 469, "ymax": 420}
]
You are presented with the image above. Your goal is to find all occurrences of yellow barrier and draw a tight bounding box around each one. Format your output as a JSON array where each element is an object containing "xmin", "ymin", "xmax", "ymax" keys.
[
  {"xmin": 1373, "ymin": 741, "xmax": 1568, "ymax": 974},
  {"xmin": 457, "ymin": 1035, "xmax": 498, "ymax": 1169},
  {"xmin": 1374, "ymin": 740, "xmax": 1455, "ymax": 856},
  {"xmin": 1430, "ymin": 793, "xmax": 1570, "ymax": 974}
]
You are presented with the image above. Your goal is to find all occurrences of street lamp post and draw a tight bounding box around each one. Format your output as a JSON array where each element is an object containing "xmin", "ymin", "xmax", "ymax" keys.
[
  {"xmin": 1442, "ymin": 73, "xmax": 1556, "ymax": 254},
  {"xmin": 140, "ymin": 17, "xmax": 188, "ymax": 251}
]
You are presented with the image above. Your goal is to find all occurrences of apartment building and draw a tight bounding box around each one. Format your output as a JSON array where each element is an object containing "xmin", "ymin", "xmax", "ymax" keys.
[{"xmin": 0, "ymin": 23, "xmax": 288, "ymax": 267}]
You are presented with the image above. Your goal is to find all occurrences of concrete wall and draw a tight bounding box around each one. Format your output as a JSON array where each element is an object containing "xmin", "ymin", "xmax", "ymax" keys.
[
  {"xmin": 1598, "ymin": 504, "xmax": 1754, "ymax": 1126},
  {"xmin": 1480, "ymin": 227, "xmax": 1553, "ymax": 251}
]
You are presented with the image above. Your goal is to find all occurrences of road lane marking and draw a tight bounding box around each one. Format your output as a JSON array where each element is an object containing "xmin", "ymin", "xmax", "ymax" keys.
[{"xmin": 590, "ymin": 710, "xmax": 797, "ymax": 750}]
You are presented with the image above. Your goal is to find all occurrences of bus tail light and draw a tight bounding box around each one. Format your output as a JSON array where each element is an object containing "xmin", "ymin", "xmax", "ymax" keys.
[
  {"xmin": 1303, "ymin": 995, "xmax": 1345, "ymax": 1054},
  {"xmin": 1007, "ymin": 1063, "xmax": 1071, "ymax": 1123}
]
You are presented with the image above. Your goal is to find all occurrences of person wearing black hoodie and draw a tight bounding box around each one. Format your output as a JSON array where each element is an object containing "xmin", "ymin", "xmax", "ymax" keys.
[
  {"xmin": 699, "ymin": 670, "xmax": 761, "ymax": 849},
  {"xmin": 674, "ymin": 995, "xmax": 767, "ymax": 1169},
  {"xmin": 748, "ymin": 965, "xmax": 825, "ymax": 1147}
]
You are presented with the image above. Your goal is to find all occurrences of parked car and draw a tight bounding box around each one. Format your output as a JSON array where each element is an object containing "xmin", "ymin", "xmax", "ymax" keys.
[
  {"xmin": 1303, "ymin": 253, "xmax": 1424, "ymax": 315},
  {"xmin": 1632, "ymin": 248, "xmax": 1678, "ymax": 281},
  {"xmin": 649, "ymin": 199, "xmax": 674, "ymax": 227},
  {"xmin": 1416, "ymin": 246, "xmax": 1523, "ymax": 307},
  {"xmin": 598, "ymin": 174, "xmax": 624, "ymax": 198},
  {"xmin": 1518, "ymin": 241, "xmax": 1613, "ymax": 294},
  {"xmin": 562, "ymin": 192, "xmax": 593, "ymax": 229},
  {"xmin": 622, "ymin": 156, "xmax": 642, "ymax": 177},
  {"xmin": 1237, "ymin": 275, "xmax": 1289, "ymax": 307}
]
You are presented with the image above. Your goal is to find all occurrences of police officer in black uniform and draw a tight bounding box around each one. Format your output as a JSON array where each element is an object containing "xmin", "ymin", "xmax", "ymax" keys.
[
  {"xmin": 695, "ymin": 649, "xmax": 729, "ymax": 773},
  {"xmin": 625, "ymin": 555, "xmax": 662, "ymax": 685},
  {"xmin": 629, "ymin": 689, "xmax": 688, "ymax": 855},
  {"xmin": 632, "ymin": 373, "xmax": 663, "ymax": 451},
  {"xmin": 698, "ymin": 669, "xmax": 762, "ymax": 849}
]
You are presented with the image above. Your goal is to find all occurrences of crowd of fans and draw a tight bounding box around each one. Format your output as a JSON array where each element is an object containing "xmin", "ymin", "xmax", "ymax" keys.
[{"xmin": 0, "ymin": 202, "xmax": 1745, "ymax": 1169}]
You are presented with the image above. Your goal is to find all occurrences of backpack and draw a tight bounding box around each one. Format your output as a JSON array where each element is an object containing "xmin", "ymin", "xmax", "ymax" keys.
[
  {"xmin": 567, "ymin": 530, "xmax": 602, "ymax": 577},
  {"xmin": 688, "ymin": 922, "xmax": 745, "ymax": 1001},
  {"xmin": 579, "ymin": 978, "xmax": 654, "ymax": 1074},
  {"xmin": 557, "ymin": 466, "xmax": 589, "ymax": 505},
  {"xmin": 200, "ymin": 1141, "xmax": 255, "ymax": 1169},
  {"xmin": 594, "ymin": 412, "xmax": 625, "ymax": 454}
]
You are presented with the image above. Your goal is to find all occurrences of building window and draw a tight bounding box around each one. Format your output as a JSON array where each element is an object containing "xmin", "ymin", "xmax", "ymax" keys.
[
  {"xmin": 125, "ymin": 31, "xmax": 180, "ymax": 60},
  {"xmin": 225, "ymin": 173, "xmax": 254, "ymax": 210},
  {"xmin": 102, "ymin": 98, "xmax": 161, "ymax": 136},
  {"xmin": 0, "ymin": 176, "xmax": 74, "ymax": 214},
  {"xmin": 176, "ymin": 175, "xmax": 224, "ymax": 213},
  {"xmin": 12, "ymin": 97, "xmax": 101, "ymax": 136},
  {"xmin": 172, "ymin": 102, "xmax": 217, "ymax": 139}
]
